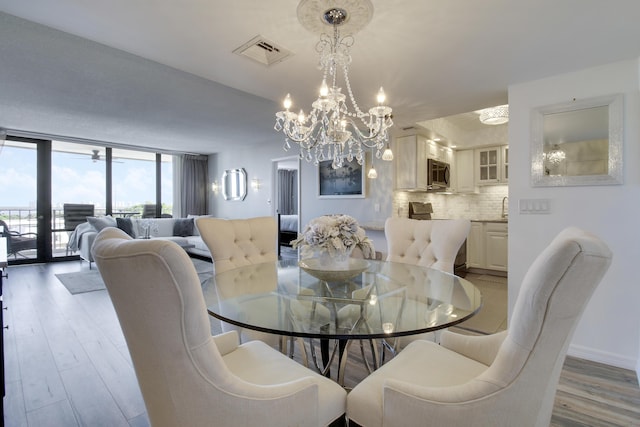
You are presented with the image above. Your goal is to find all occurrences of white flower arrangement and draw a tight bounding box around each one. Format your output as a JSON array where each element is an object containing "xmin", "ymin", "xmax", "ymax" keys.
[
  {"xmin": 139, "ymin": 219, "xmax": 159, "ymax": 239},
  {"xmin": 292, "ymin": 214, "xmax": 375, "ymax": 259}
]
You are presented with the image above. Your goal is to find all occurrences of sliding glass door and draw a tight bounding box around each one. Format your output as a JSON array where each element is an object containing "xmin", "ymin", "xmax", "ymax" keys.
[
  {"xmin": 0, "ymin": 135, "xmax": 174, "ymax": 265},
  {"xmin": 0, "ymin": 138, "xmax": 42, "ymax": 263},
  {"xmin": 51, "ymin": 141, "xmax": 107, "ymax": 259}
]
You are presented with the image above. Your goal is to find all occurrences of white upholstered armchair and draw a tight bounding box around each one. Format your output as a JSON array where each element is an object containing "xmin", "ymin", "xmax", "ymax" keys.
[
  {"xmin": 346, "ymin": 227, "xmax": 612, "ymax": 427},
  {"xmin": 92, "ymin": 227, "xmax": 346, "ymax": 427}
]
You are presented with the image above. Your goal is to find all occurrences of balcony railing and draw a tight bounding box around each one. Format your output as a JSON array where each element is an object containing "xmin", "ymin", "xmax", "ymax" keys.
[{"xmin": 0, "ymin": 206, "xmax": 162, "ymax": 259}]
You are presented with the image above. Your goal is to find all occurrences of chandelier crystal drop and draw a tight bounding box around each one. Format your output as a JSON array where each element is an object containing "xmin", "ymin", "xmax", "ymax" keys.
[
  {"xmin": 544, "ymin": 144, "xmax": 566, "ymax": 164},
  {"xmin": 274, "ymin": 2, "xmax": 393, "ymax": 170}
]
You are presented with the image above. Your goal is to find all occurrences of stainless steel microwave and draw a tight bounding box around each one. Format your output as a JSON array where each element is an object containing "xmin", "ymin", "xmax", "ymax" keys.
[{"xmin": 427, "ymin": 159, "xmax": 450, "ymax": 190}]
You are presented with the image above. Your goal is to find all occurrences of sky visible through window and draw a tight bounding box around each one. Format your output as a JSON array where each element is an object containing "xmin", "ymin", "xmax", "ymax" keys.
[{"xmin": 0, "ymin": 142, "xmax": 172, "ymax": 211}]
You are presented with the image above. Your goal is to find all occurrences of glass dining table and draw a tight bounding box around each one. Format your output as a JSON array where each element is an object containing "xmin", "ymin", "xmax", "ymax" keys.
[{"xmin": 201, "ymin": 258, "xmax": 482, "ymax": 385}]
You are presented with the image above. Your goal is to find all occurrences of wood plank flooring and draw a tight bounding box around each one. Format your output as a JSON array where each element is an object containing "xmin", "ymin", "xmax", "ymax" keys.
[{"xmin": 3, "ymin": 260, "xmax": 639, "ymax": 426}]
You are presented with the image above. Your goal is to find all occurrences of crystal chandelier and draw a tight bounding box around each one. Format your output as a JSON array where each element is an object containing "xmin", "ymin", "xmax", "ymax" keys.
[
  {"xmin": 479, "ymin": 105, "xmax": 509, "ymax": 125},
  {"xmin": 544, "ymin": 144, "xmax": 566, "ymax": 164},
  {"xmin": 274, "ymin": 0, "xmax": 393, "ymax": 170}
]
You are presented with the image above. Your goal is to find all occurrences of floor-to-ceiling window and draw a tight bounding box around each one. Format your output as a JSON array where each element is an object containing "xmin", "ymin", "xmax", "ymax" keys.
[
  {"xmin": 0, "ymin": 139, "xmax": 40, "ymax": 262},
  {"xmin": 112, "ymin": 148, "xmax": 157, "ymax": 215},
  {"xmin": 51, "ymin": 141, "xmax": 107, "ymax": 258},
  {"xmin": 0, "ymin": 135, "xmax": 174, "ymax": 264},
  {"xmin": 111, "ymin": 149, "xmax": 173, "ymax": 216}
]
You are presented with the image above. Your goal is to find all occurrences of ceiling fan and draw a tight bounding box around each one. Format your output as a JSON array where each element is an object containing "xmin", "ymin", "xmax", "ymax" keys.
[
  {"xmin": 90, "ymin": 149, "xmax": 102, "ymax": 162},
  {"xmin": 71, "ymin": 149, "xmax": 123, "ymax": 163}
]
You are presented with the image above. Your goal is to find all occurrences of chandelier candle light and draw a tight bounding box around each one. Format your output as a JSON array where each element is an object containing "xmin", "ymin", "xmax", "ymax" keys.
[{"xmin": 274, "ymin": 0, "xmax": 393, "ymax": 170}]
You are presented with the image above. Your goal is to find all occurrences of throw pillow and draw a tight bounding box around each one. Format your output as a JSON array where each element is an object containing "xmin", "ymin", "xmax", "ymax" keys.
[
  {"xmin": 116, "ymin": 217, "xmax": 135, "ymax": 237},
  {"xmin": 173, "ymin": 218, "xmax": 194, "ymax": 237},
  {"xmin": 86, "ymin": 215, "xmax": 116, "ymax": 231},
  {"xmin": 187, "ymin": 214, "xmax": 214, "ymax": 236}
]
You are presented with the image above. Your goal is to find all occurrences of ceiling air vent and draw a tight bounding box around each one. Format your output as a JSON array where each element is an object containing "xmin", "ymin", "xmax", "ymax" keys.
[{"xmin": 233, "ymin": 35, "xmax": 292, "ymax": 66}]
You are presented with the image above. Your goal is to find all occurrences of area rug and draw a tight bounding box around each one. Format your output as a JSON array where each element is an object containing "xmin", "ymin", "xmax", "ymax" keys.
[{"xmin": 56, "ymin": 258, "xmax": 214, "ymax": 295}]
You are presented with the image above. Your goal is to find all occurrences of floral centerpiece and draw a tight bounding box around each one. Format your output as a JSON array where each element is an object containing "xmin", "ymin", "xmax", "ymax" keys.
[
  {"xmin": 138, "ymin": 219, "xmax": 159, "ymax": 239},
  {"xmin": 292, "ymin": 215, "xmax": 375, "ymax": 266}
]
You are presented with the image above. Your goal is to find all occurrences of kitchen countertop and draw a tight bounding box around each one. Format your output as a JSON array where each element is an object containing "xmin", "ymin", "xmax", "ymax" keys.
[
  {"xmin": 360, "ymin": 218, "xmax": 508, "ymax": 231},
  {"xmin": 360, "ymin": 221, "xmax": 385, "ymax": 231}
]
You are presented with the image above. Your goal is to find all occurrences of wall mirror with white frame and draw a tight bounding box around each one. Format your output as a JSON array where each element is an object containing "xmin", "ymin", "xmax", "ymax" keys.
[
  {"xmin": 530, "ymin": 93, "xmax": 623, "ymax": 186},
  {"xmin": 222, "ymin": 168, "xmax": 247, "ymax": 201}
]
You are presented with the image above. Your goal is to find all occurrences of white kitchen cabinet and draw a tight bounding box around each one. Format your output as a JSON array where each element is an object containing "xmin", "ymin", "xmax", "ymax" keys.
[
  {"xmin": 466, "ymin": 222, "xmax": 485, "ymax": 268},
  {"xmin": 502, "ymin": 145, "xmax": 509, "ymax": 182},
  {"xmin": 429, "ymin": 142, "xmax": 452, "ymax": 163},
  {"xmin": 427, "ymin": 139, "xmax": 440, "ymax": 160},
  {"xmin": 466, "ymin": 221, "xmax": 508, "ymax": 272},
  {"xmin": 441, "ymin": 145, "xmax": 454, "ymax": 164},
  {"xmin": 395, "ymin": 135, "xmax": 451, "ymax": 190},
  {"xmin": 485, "ymin": 222, "xmax": 508, "ymax": 271},
  {"xmin": 395, "ymin": 135, "xmax": 428, "ymax": 189},
  {"xmin": 454, "ymin": 149, "xmax": 477, "ymax": 193},
  {"xmin": 475, "ymin": 145, "xmax": 508, "ymax": 185}
]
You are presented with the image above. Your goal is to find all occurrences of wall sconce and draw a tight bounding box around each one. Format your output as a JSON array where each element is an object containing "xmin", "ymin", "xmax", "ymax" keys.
[
  {"xmin": 251, "ymin": 178, "xmax": 261, "ymax": 192},
  {"xmin": 211, "ymin": 180, "xmax": 219, "ymax": 194}
]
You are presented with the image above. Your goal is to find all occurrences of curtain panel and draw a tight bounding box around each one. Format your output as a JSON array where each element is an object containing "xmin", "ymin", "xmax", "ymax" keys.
[
  {"xmin": 181, "ymin": 154, "xmax": 208, "ymax": 217},
  {"xmin": 278, "ymin": 169, "xmax": 297, "ymax": 215}
]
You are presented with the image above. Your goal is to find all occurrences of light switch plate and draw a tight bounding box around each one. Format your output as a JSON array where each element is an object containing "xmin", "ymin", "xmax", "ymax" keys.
[{"xmin": 519, "ymin": 198, "xmax": 551, "ymax": 214}]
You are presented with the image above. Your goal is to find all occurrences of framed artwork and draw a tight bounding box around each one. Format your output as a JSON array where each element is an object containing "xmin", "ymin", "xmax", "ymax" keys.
[{"xmin": 317, "ymin": 157, "xmax": 365, "ymax": 198}]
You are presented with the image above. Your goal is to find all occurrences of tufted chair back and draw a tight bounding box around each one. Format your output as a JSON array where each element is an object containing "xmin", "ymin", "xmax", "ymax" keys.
[
  {"xmin": 346, "ymin": 227, "xmax": 612, "ymax": 427},
  {"xmin": 196, "ymin": 216, "xmax": 280, "ymax": 345},
  {"xmin": 385, "ymin": 218, "xmax": 470, "ymax": 273},
  {"xmin": 196, "ymin": 216, "xmax": 278, "ymax": 274},
  {"xmin": 92, "ymin": 227, "xmax": 347, "ymax": 427},
  {"xmin": 92, "ymin": 227, "xmax": 223, "ymax": 426}
]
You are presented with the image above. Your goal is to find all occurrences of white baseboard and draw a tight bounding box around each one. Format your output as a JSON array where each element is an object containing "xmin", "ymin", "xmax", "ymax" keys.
[{"xmin": 568, "ymin": 343, "xmax": 639, "ymax": 380}]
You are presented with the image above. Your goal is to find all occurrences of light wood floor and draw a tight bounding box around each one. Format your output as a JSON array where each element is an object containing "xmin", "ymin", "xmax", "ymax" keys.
[{"xmin": 3, "ymin": 260, "xmax": 639, "ymax": 426}]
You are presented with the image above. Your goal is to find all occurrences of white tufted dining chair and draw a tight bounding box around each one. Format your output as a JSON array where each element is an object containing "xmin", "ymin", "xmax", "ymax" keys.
[
  {"xmin": 336, "ymin": 218, "xmax": 471, "ymax": 365},
  {"xmin": 92, "ymin": 227, "xmax": 347, "ymax": 427},
  {"xmin": 196, "ymin": 216, "xmax": 278, "ymax": 275},
  {"xmin": 346, "ymin": 227, "xmax": 612, "ymax": 427},
  {"xmin": 383, "ymin": 217, "xmax": 470, "ymax": 347},
  {"xmin": 384, "ymin": 217, "xmax": 470, "ymax": 273},
  {"xmin": 196, "ymin": 216, "xmax": 282, "ymax": 347}
]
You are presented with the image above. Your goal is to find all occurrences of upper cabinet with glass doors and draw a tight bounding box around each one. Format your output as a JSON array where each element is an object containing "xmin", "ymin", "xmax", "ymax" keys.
[{"xmin": 475, "ymin": 145, "xmax": 508, "ymax": 185}]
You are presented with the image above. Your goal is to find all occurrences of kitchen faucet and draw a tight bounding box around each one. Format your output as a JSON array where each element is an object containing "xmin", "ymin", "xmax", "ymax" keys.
[{"xmin": 501, "ymin": 196, "xmax": 509, "ymax": 219}]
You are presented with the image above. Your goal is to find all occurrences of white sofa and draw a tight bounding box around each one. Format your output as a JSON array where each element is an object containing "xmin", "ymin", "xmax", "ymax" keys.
[{"xmin": 70, "ymin": 216, "xmax": 211, "ymax": 266}]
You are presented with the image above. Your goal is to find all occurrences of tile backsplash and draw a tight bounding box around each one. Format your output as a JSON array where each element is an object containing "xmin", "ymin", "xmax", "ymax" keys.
[{"xmin": 393, "ymin": 185, "xmax": 509, "ymax": 220}]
